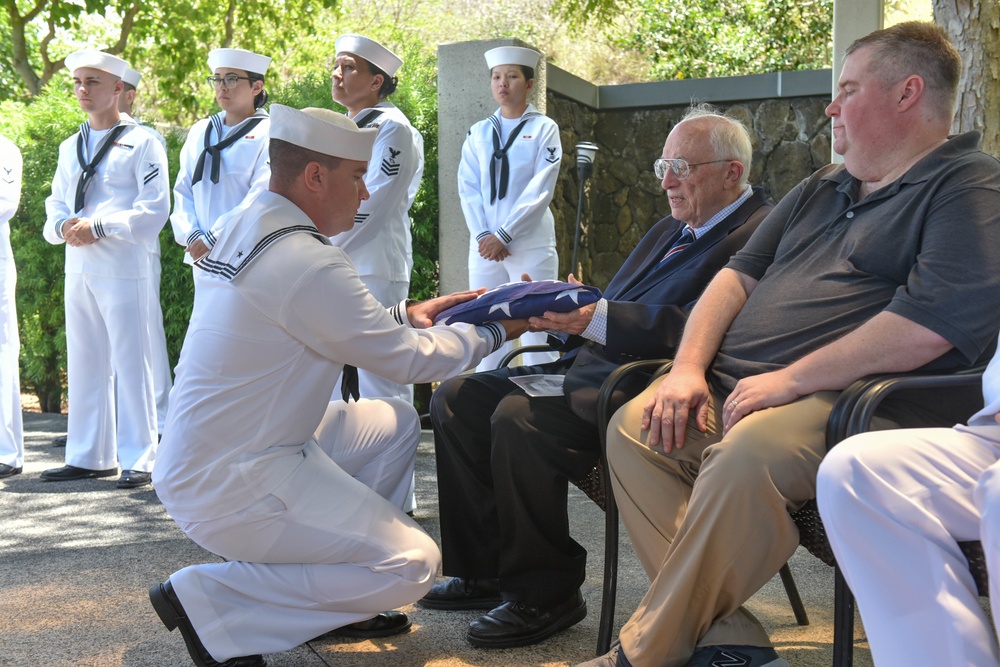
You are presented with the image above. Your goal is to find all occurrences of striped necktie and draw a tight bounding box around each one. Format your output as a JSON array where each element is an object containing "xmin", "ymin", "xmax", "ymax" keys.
[{"xmin": 660, "ymin": 226, "xmax": 695, "ymax": 263}]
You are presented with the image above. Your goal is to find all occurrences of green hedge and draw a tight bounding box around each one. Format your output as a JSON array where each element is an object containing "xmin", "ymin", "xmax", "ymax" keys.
[
  {"xmin": 3, "ymin": 88, "xmax": 84, "ymax": 412},
  {"xmin": 1, "ymin": 67, "xmax": 440, "ymax": 411}
]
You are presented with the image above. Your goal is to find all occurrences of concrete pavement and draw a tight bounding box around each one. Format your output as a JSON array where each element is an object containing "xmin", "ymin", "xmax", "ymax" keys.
[{"xmin": 0, "ymin": 411, "xmax": 873, "ymax": 666}]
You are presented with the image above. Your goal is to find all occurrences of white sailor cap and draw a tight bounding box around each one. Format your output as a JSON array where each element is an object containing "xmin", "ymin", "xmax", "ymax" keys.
[
  {"xmin": 335, "ymin": 34, "xmax": 403, "ymax": 77},
  {"xmin": 122, "ymin": 67, "xmax": 142, "ymax": 88},
  {"xmin": 485, "ymin": 46, "xmax": 540, "ymax": 71},
  {"xmin": 207, "ymin": 48, "xmax": 271, "ymax": 75},
  {"xmin": 270, "ymin": 104, "xmax": 377, "ymax": 162},
  {"xmin": 65, "ymin": 50, "xmax": 129, "ymax": 78}
]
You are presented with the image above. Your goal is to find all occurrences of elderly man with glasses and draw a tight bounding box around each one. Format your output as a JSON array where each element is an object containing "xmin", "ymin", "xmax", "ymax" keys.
[{"xmin": 422, "ymin": 104, "xmax": 772, "ymax": 649}]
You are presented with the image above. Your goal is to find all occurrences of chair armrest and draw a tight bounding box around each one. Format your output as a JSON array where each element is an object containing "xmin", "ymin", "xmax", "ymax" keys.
[
  {"xmin": 496, "ymin": 344, "xmax": 557, "ymax": 369},
  {"xmin": 826, "ymin": 365, "xmax": 987, "ymax": 450},
  {"xmin": 597, "ymin": 359, "xmax": 673, "ymax": 446}
]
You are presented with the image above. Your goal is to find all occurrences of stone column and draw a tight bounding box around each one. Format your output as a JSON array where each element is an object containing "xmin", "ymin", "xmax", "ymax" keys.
[
  {"xmin": 437, "ymin": 39, "xmax": 548, "ymax": 295},
  {"xmin": 831, "ymin": 0, "xmax": 884, "ymax": 161}
]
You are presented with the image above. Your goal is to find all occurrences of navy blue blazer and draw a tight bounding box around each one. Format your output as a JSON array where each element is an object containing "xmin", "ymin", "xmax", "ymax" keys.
[{"xmin": 559, "ymin": 187, "xmax": 773, "ymax": 422}]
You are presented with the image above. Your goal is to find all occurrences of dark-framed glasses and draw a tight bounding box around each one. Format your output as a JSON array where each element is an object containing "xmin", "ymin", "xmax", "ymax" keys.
[
  {"xmin": 206, "ymin": 74, "xmax": 251, "ymax": 90},
  {"xmin": 654, "ymin": 158, "xmax": 733, "ymax": 180}
]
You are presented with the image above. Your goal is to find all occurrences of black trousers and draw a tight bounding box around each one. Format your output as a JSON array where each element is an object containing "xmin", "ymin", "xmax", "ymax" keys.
[{"xmin": 430, "ymin": 361, "xmax": 602, "ymax": 607}]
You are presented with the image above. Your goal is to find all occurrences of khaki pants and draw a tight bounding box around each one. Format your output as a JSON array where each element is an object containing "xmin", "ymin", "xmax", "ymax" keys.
[{"xmin": 607, "ymin": 379, "xmax": 899, "ymax": 667}]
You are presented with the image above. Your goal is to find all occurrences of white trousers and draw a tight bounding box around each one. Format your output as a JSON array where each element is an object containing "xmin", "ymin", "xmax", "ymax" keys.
[
  {"xmin": 0, "ymin": 255, "xmax": 22, "ymax": 467},
  {"xmin": 331, "ymin": 275, "xmax": 416, "ymax": 512},
  {"xmin": 468, "ymin": 244, "xmax": 559, "ymax": 371},
  {"xmin": 354, "ymin": 275, "xmax": 413, "ymax": 404},
  {"xmin": 817, "ymin": 425, "xmax": 1000, "ymax": 667},
  {"xmin": 148, "ymin": 255, "xmax": 172, "ymax": 433},
  {"xmin": 64, "ymin": 273, "xmax": 157, "ymax": 471},
  {"xmin": 168, "ymin": 398, "xmax": 439, "ymax": 662}
]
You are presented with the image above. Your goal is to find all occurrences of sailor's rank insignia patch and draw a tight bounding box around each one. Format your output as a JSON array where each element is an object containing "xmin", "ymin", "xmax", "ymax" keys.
[{"xmin": 381, "ymin": 147, "xmax": 402, "ymax": 177}]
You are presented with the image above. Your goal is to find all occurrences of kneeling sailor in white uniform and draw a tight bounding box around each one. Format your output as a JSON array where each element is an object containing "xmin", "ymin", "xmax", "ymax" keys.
[{"xmin": 148, "ymin": 104, "xmax": 526, "ymax": 667}]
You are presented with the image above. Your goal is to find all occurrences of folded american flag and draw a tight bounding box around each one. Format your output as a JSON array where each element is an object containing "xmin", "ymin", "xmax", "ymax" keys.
[{"xmin": 434, "ymin": 280, "xmax": 603, "ymax": 325}]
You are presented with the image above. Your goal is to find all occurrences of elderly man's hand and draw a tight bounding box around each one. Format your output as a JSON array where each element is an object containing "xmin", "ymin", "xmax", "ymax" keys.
[
  {"xmin": 721, "ymin": 368, "xmax": 804, "ymax": 435},
  {"xmin": 527, "ymin": 273, "xmax": 595, "ymax": 334},
  {"xmin": 641, "ymin": 362, "xmax": 711, "ymax": 453},
  {"xmin": 407, "ymin": 288, "xmax": 487, "ymax": 328},
  {"xmin": 528, "ymin": 303, "xmax": 596, "ymax": 334}
]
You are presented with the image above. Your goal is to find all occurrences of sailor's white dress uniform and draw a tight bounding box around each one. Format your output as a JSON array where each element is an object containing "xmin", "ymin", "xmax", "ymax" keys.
[
  {"xmin": 137, "ymin": 121, "xmax": 172, "ymax": 433},
  {"xmin": 330, "ymin": 101, "xmax": 424, "ymax": 400},
  {"xmin": 43, "ymin": 114, "xmax": 170, "ymax": 472},
  {"xmin": 170, "ymin": 109, "xmax": 270, "ymax": 268},
  {"xmin": 154, "ymin": 189, "xmax": 505, "ymax": 661},
  {"xmin": 0, "ymin": 133, "xmax": 23, "ymax": 470},
  {"xmin": 459, "ymin": 103, "xmax": 561, "ymax": 369}
]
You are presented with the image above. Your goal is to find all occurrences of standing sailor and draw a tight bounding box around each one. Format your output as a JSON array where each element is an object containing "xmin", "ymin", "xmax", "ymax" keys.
[
  {"xmin": 0, "ymin": 132, "xmax": 23, "ymax": 480},
  {"xmin": 459, "ymin": 45, "xmax": 562, "ymax": 370},
  {"xmin": 121, "ymin": 66, "xmax": 171, "ymax": 438},
  {"xmin": 171, "ymin": 48, "xmax": 271, "ymax": 277},
  {"xmin": 41, "ymin": 50, "xmax": 170, "ymax": 488},
  {"xmin": 121, "ymin": 68, "xmax": 166, "ymax": 150},
  {"xmin": 330, "ymin": 34, "xmax": 424, "ymax": 403}
]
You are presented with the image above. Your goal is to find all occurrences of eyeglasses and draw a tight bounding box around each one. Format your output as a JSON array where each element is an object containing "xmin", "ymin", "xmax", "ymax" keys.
[
  {"xmin": 206, "ymin": 75, "xmax": 251, "ymax": 90},
  {"xmin": 654, "ymin": 158, "xmax": 733, "ymax": 181}
]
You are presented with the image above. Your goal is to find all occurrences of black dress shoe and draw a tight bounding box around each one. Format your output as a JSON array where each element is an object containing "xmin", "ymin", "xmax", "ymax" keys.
[
  {"xmin": 467, "ymin": 589, "xmax": 587, "ymax": 648},
  {"xmin": 118, "ymin": 470, "xmax": 152, "ymax": 488},
  {"xmin": 51, "ymin": 435, "xmax": 67, "ymax": 447},
  {"xmin": 418, "ymin": 577, "xmax": 502, "ymax": 610},
  {"xmin": 149, "ymin": 580, "xmax": 267, "ymax": 667},
  {"xmin": 0, "ymin": 463, "xmax": 22, "ymax": 479},
  {"xmin": 330, "ymin": 611, "xmax": 411, "ymax": 638},
  {"xmin": 40, "ymin": 464, "xmax": 117, "ymax": 481}
]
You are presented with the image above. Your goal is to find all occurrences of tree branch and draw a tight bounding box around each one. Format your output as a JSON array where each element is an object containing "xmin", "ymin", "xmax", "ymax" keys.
[
  {"xmin": 21, "ymin": 0, "xmax": 49, "ymax": 24},
  {"xmin": 108, "ymin": 2, "xmax": 141, "ymax": 55},
  {"xmin": 6, "ymin": 0, "xmax": 43, "ymax": 95},
  {"xmin": 222, "ymin": 0, "xmax": 236, "ymax": 48}
]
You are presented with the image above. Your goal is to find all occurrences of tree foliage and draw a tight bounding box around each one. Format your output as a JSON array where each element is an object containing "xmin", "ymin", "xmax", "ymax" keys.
[
  {"xmin": 2, "ymin": 0, "xmax": 338, "ymax": 122},
  {"xmin": 618, "ymin": 0, "xmax": 833, "ymax": 80}
]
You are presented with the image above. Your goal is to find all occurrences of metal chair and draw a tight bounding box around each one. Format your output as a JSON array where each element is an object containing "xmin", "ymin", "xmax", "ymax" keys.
[{"xmin": 799, "ymin": 365, "xmax": 989, "ymax": 666}]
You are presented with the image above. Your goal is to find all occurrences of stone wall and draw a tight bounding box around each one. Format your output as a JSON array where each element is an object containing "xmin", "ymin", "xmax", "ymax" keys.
[{"xmin": 545, "ymin": 93, "xmax": 832, "ymax": 288}]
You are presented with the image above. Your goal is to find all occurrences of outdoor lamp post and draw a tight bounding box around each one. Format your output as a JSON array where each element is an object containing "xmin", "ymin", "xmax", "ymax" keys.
[{"xmin": 571, "ymin": 142, "xmax": 599, "ymax": 276}]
